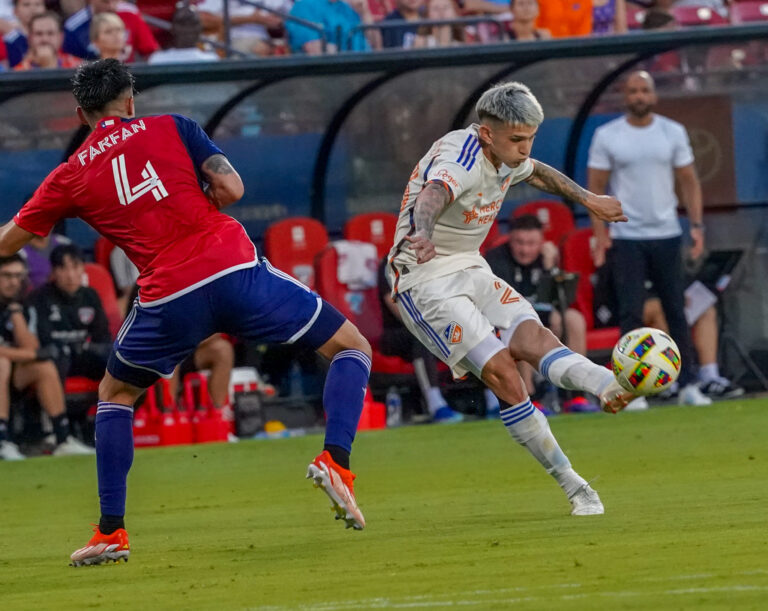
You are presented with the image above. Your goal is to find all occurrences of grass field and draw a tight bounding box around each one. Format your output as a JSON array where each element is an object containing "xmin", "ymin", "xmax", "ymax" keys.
[{"xmin": 2, "ymin": 400, "xmax": 768, "ymax": 610}]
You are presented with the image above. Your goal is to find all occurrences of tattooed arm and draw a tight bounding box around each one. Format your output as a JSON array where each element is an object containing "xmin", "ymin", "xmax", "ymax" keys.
[
  {"xmin": 201, "ymin": 154, "xmax": 244, "ymax": 209},
  {"xmin": 525, "ymin": 161, "xmax": 627, "ymax": 223},
  {"xmin": 405, "ymin": 182, "xmax": 452, "ymax": 264}
]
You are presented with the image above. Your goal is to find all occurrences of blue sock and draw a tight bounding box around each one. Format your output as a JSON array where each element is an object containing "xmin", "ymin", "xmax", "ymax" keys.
[
  {"xmin": 95, "ymin": 402, "xmax": 134, "ymax": 519},
  {"xmin": 322, "ymin": 349, "xmax": 371, "ymax": 453}
]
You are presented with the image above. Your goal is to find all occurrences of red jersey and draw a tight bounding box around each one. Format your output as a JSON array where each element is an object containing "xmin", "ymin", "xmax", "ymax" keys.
[{"xmin": 15, "ymin": 114, "xmax": 257, "ymax": 305}]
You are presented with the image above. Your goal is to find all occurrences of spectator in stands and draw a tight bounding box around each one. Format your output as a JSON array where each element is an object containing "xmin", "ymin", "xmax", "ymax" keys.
[
  {"xmin": 641, "ymin": 8, "xmax": 675, "ymax": 30},
  {"xmin": 485, "ymin": 214, "xmax": 597, "ymax": 411},
  {"xmin": 591, "ymin": 0, "xmax": 626, "ymax": 35},
  {"xmin": 63, "ymin": 0, "xmax": 159, "ymax": 60},
  {"xmin": 14, "ymin": 11, "xmax": 80, "ymax": 69},
  {"xmin": 0, "ymin": 254, "xmax": 94, "ymax": 460},
  {"xmin": 536, "ymin": 0, "xmax": 592, "ymax": 38},
  {"xmin": 506, "ymin": 0, "xmax": 550, "ymax": 41},
  {"xmin": 197, "ymin": 0, "xmax": 288, "ymax": 56},
  {"xmin": 28, "ymin": 244, "xmax": 111, "ymax": 384},
  {"xmin": 413, "ymin": 0, "xmax": 464, "ymax": 48},
  {"xmin": 287, "ymin": 0, "xmax": 380, "ymax": 54},
  {"xmin": 89, "ymin": 11, "xmax": 130, "ymax": 60},
  {"xmin": 1, "ymin": 0, "xmax": 46, "ymax": 68},
  {"xmin": 148, "ymin": 4, "xmax": 219, "ymax": 64},
  {"xmin": 380, "ymin": 0, "xmax": 422, "ymax": 49},
  {"xmin": 21, "ymin": 229, "xmax": 71, "ymax": 290},
  {"xmin": 587, "ymin": 70, "xmax": 709, "ymax": 406},
  {"xmin": 377, "ymin": 258, "xmax": 464, "ymax": 423}
]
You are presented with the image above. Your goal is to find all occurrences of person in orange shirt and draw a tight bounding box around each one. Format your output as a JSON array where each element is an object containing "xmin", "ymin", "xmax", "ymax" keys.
[
  {"xmin": 14, "ymin": 12, "xmax": 80, "ymax": 70},
  {"xmin": 536, "ymin": 0, "xmax": 592, "ymax": 37}
]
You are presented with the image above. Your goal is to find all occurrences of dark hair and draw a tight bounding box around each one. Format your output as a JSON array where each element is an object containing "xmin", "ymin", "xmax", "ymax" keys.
[
  {"xmin": 72, "ymin": 58, "xmax": 135, "ymax": 115},
  {"xmin": 0, "ymin": 254, "xmax": 26, "ymax": 268},
  {"xmin": 50, "ymin": 244, "xmax": 85, "ymax": 268},
  {"xmin": 508, "ymin": 213, "xmax": 543, "ymax": 232},
  {"xmin": 642, "ymin": 9, "xmax": 675, "ymax": 30},
  {"xmin": 29, "ymin": 10, "xmax": 61, "ymax": 32}
]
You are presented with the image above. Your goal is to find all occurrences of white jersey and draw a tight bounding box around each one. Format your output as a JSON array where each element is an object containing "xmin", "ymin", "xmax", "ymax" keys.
[{"xmin": 387, "ymin": 124, "xmax": 534, "ymax": 294}]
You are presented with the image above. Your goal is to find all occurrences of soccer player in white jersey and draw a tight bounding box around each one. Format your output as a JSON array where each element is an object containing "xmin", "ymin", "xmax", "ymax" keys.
[{"xmin": 386, "ymin": 81, "xmax": 636, "ymax": 515}]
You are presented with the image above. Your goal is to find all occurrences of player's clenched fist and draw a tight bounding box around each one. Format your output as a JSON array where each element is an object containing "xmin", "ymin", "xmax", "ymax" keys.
[
  {"xmin": 586, "ymin": 194, "xmax": 628, "ymax": 223},
  {"xmin": 405, "ymin": 233, "xmax": 436, "ymax": 264}
]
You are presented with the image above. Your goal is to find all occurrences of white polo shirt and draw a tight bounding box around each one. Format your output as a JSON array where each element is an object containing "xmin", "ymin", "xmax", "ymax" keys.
[{"xmin": 587, "ymin": 114, "xmax": 695, "ymax": 240}]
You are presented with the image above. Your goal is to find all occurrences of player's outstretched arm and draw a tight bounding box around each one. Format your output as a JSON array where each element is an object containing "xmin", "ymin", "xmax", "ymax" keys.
[
  {"xmin": 0, "ymin": 221, "xmax": 36, "ymax": 257},
  {"xmin": 405, "ymin": 182, "xmax": 452, "ymax": 264},
  {"xmin": 201, "ymin": 154, "xmax": 244, "ymax": 210},
  {"xmin": 525, "ymin": 161, "xmax": 627, "ymax": 223}
]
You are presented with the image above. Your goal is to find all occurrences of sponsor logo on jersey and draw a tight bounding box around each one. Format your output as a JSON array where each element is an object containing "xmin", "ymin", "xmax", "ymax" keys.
[
  {"xmin": 434, "ymin": 169, "xmax": 459, "ymax": 190},
  {"xmin": 443, "ymin": 321, "xmax": 463, "ymax": 344}
]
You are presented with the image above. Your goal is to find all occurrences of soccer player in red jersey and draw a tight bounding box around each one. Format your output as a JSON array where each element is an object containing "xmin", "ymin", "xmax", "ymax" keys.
[{"xmin": 0, "ymin": 60, "xmax": 370, "ymax": 565}]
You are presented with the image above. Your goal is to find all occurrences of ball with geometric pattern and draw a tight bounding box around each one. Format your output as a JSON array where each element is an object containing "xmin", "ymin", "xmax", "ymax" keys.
[{"xmin": 611, "ymin": 327, "xmax": 682, "ymax": 396}]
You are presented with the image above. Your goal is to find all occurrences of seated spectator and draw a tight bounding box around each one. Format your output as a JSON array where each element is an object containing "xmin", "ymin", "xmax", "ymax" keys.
[
  {"xmin": 506, "ymin": 0, "xmax": 550, "ymax": 41},
  {"xmin": 413, "ymin": 0, "xmax": 464, "ymax": 48},
  {"xmin": 21, "ymin": 230, "xmax": 71, "ymax": 290},
  {"xmin": 287, "ymin": 0, "xmax": 379, "ymax": 54},
  {"xmin": 2, "ymin": 0, "xmax": 46, "ymax": 68},
  {"xmin": 148, "ymin": 5, "xmax": 219, "ymax": 64},
  {"xmin": 380, "ymin": 0, "xmax": 423, "ymax": 49},
  {"xmin": 197, "ymin": 0, "xmax": 288, "ymax": 57},
  {"xmin": 485, "ymin": 215, "xmax": 597, "ymax": 411},
  {"xmin": 377, "ymin": 257, "xmax": 464, "ymax": 423},
  {"xmin": 536, "ymin": 0, "xmax": 592, "ymax": 38},
  {"xmin": 0, "ymin": 254, "xmax": 94, "ymax": 460},
  {"xmin": 89, "ymin": 10, "xmax": 130, "ymax": 60},
  {"xmin": 14, "ymin": 11, "xmax": 80, "ymax": 70},
  {"xmin": 63, "ymin": 0, "xmax": 159, "ymax": 60},
  {"xmin": 591, "ymin": 0, "xmax": 626, "ymax": 35},
  {"xmin": 27, "ymin": 244, "xmax": 112, "ymax": 384}
]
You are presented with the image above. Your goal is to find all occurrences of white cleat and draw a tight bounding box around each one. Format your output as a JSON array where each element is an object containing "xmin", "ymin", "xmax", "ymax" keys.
[
  {"xmin": 0, "ymin": 440, "xmax": 26, "ymax": 461},
  {"xmin": 53, "ymin": 436, "xmax": 96, "ymax": 457},
  {"xmin": 569, "ymin": 484, "xmax": 605, "ymax": 516},
  {"xmin": 306, "ymin": 451, "xmax": 365, "ymax": 530},
  {"xmin": 599, "ymin": 379, "xmax": 636, "ymax": 414}
]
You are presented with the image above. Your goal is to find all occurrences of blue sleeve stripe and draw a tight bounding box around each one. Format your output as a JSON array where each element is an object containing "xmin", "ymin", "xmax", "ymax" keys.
[{"xmin": 461, "ymin": 139, "xmax": 481, "ymax": 171}]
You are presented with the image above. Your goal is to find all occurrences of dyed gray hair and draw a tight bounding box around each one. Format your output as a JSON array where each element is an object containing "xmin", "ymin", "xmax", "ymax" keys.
[{"xmin": 475, "ymin": 81, "xmax": 544, "ymax": 127}]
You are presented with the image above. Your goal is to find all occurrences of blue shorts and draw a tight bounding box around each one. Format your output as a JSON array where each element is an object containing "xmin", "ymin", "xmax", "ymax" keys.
[{"xmin": 107, "ymin": 258, "xmax": 345, "ymax": 388}]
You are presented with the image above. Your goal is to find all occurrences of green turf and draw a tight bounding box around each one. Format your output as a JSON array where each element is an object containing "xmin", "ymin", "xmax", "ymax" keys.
[{"xmin": 2, "ymin": 400, "xmax": 768, "ymax": 610}]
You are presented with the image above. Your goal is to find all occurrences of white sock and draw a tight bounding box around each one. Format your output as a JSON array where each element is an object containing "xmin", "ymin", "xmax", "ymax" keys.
[
  {"xmin": 426, "ymin": 387, "xmax": 446, "ymax": 416},
  {"xmin": 699, "ymin": 363, "xmax": 720, "ymax": 384},
  {"xmin": 539, "ymin": 347, "xmax": 614, "ymax": 396},
  {"xmin": 501, "ymin": 399, "xmax": 587, "ymax": 498}
]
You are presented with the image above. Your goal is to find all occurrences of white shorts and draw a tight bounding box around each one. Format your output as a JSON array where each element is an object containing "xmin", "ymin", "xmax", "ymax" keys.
[{"xmin": 395, "ymin": 267, "xmax": 540, "ymax": 378}]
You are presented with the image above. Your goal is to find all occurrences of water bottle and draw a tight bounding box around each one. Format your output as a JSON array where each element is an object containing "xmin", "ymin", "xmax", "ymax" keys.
[{"xmin": 385, "ymin": 387, "xmax": 402, "ymax": 427}]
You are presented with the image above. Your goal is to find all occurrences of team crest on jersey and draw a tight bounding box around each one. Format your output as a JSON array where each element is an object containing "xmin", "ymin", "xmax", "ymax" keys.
[
  {"xmin": 78, "ymin": 307, "xmax": 95, "ymax": 325},
  {"xmin": 443, "ymin": 321, "xmax": 463, "ymax": 344}
]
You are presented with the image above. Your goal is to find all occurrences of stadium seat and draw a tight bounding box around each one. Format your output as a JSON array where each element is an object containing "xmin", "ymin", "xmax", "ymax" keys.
[
  {"xmin": 263, "ymin": 217, "xmax": 329, "ymax": 289},
  {"xmin": 314, "ymin": 243, "xmax": 413, "ymax": 376},
  {"xmin": 84, "ymin": 262, "xmax": 123, "ymax": 339},
  {"xmin": 730, "ymin": 1, "xmax": 768, "ymax": 22},
  {"xmin": 344, "ymin": 212, "xmax": 398, "ymax": 259},
  {"xmin": 513, "ymin": 200, "xmax": 575, "ymax": 246},
  {"xmin": 559, "ymin": 228, "xmax": 620, "ymax": 354},
  {"xmin": 671, "ymin": 5, "xmax": 729, "ymax": 26},
  {"xmin": 93, "ymin": 236, "xmax": 115, "ymax": 269},
  {"xmin": 480, "ymin": 220, "xmax": 508, "ymax": 254}
]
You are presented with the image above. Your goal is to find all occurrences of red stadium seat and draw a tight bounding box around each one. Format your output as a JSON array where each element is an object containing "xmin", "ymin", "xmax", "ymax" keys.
[
  {"xmin": 314, "ymin": 244, "xmax": 413, "ymax": 375},
  {"xmin": 94, "ymin": 236, "xmax": 116, "ymax": 269},
  {"xmin": 627, "ymin": 5, "xmax": 647, "ymax": 29},
  {"xmin": 263, "ymin": 217, "xmax": 329, "ymax": 289},
  {"xmin": 344, "ymin": 212, "xmax": 399, "ymax": 259},
  {"xmin": 480, "ymin": 219, "xmax": 508, "ymax": 254},
  {"xmin": 559, "ymin": 229, "xmax": 620, "ymax": 353},
  {"xmin": 513, "ymin": 200, "xmax": 575, "ymax": 246},
  {"xmin": 672, "ymin": 5, "xmax": 729, "ymax": 26},
  {"xmin": 730, "ymin": 1, "xmax": 768, "ymax": 22},
  {"xmin": 84, "ymin": 263, "xmax": 123, "ymax": 339}
]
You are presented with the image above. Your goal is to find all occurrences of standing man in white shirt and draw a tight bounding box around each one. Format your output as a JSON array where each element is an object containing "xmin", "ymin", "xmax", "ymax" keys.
[
  {"xmin": 587, "ymin": 70, "xmax": 710, "ymax": 406},
  {"xmin": 386, "ymin": 81, "xmax": 636, "ymax": 517}
]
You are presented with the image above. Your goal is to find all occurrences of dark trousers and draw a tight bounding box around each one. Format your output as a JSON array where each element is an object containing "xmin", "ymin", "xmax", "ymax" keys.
[{"xmin": 611, "ymin": 236, "xmax": 696, "ymax": 386}]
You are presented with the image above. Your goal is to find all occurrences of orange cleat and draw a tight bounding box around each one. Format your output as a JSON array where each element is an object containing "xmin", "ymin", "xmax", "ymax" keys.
[
  {"xmin": 70, "ymin": 526, "xmax": 130, "ymax": 567},
  {"xmin": 306, "ymin": 450, "xmax": 365, "ymax": 530}
]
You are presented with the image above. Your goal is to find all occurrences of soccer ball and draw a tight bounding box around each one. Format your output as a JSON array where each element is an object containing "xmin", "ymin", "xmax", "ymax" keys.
[{"xmin": 611, "ymin": 327, "xmax": 682, "ymax": 395}]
